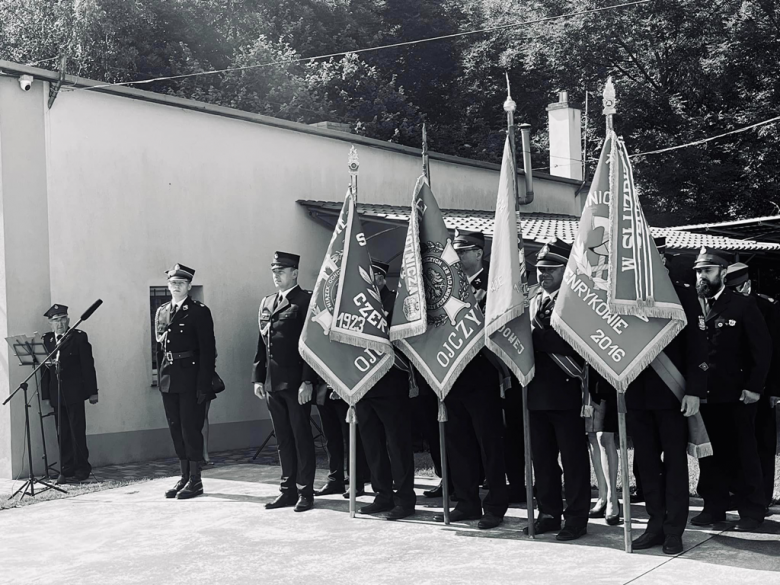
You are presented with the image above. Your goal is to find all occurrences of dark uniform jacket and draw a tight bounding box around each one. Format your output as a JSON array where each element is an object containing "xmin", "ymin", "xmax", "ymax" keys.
[
  {"xmin": 626, "ymin": 283, "xmax": 708, "ymax": 410},
  {"xmin": 379, "ymin": 285, "xmax": 395, "ymax": 319},
  {"xmin": 755, "ymin": 293, "xmax": 780, "ymax": 398},
  {"xmin": 527, "ymin": 287, "xmax": 584, "ymax": 411},
  {"xmin": 700, "ymin": 287, "xmax": 771, "ymax": 403},
  {"xmin": 41, "ymin": 329, "xmax": 98, "ymax": 406},
  {"xmin": 252, "ymin": 285, "xmax": 316, "ymax": 392},
  {"xmin": 457, "ymin": 265, "xmax": 502, "ymax": 387},
  {"xmin": 155, "ymin": 296, "xmax": 216, "ymax": 400}
]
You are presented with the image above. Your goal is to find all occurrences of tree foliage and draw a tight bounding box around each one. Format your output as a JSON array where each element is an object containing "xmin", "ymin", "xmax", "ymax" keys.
[{"xmin": 2, "ymin": 0, "xmax": 780, "ymax": 225}]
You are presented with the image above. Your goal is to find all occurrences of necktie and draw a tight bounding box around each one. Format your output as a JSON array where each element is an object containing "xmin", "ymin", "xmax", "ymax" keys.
[
  {"xmin": 170, "ymin": 303, "xmax": 178, "ymax": 321},
  {"xmin": 706, "ymin": 297, "xmax": 714, "ymax": 316},
  {"xmin": 273, "ymin": 293, "xmax": 283, "ymax": 312}
]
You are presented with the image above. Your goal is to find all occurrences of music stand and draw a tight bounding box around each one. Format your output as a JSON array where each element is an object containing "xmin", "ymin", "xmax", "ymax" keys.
[
  {"xmin": 252, "ymin": 416, "xmax": 326, "ymax": 460},
  {"xmin": 4, "ymin": 333, "xmax": 65, "ymax": 499}
]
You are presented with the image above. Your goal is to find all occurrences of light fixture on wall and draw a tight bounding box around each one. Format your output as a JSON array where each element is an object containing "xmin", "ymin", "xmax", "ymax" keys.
[{"xmin": 18, "ymin": 74, "xmax": 33, "ymax": 91}]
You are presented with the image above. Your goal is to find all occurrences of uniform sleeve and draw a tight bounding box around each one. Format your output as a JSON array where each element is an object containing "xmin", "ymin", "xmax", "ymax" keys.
[
  {"xmin": 79, "ymin": 332, "xmax": 99, "ymax": 397},
  {"xmin": 532, "ymin": 327, "xmax": 580, "ymax": 358},
  {"xmin": 744, "ymin": 298, "xmax": 772, "ymax": 395},
  {"xmin": 196, "ymin": 306, "xmax": 217, "ymax": 397},
  {"xmin": 251, "ymin": 329, "xmax": 267, "ymax": 384},
  {"xmin": 299, "ymin": 291, "xmax": 316, "ymax": 384},
  {"xmin": 681, "ymin": 290, "xmax": 707, "ymax": 399}
]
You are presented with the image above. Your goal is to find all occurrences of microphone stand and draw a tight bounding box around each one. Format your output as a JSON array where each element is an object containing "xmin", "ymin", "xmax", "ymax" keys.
[{"xmin": 3, "ymin": 300, "xmax": 102, "ymax": 491}]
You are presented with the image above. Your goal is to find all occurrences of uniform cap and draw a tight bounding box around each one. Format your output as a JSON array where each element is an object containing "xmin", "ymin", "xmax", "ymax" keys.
[
  {"xmin": 653, "ymin": 236, "xmax": 667, "ymax": 255},
  {"xmin": 692, "ymin": 247, "xmax": 729, "ymax": 269},
  {"xmin": 453, "ymin": 229, "xmax": 485, "ymax": 251},
  {"xmin": 271, "ymin": 251, "xmax": 300, "ymax": 269},
  {"xmin": 44, "ymin": 304, "xmax": 68, "ymax": 318},
  {"xmin": 165, "ymin": 263, "xmax": 195, "ymax": 281},
  {"xmin": 725, "ymin": 262, "xmax": 750, "ymax": 287},
  {"xmin": 531, "ymin": 238, "xmax": 572, "ymax": 267},
  {"xmin": 371, "ymin": 260, "xmax": 390, "ymax": 277}
]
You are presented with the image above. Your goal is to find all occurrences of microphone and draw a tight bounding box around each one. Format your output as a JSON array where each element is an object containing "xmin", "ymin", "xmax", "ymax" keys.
[{"xmin": 80, "ymin": 299, "xmax": 103, "ymax": 321}]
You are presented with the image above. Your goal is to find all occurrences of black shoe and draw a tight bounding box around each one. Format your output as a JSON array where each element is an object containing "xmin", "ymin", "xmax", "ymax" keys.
[
  {"xmin": 478, "ymin": 513, "xmax": 503, "ymax": 529},
  {"xmin": 294, "ymin": 496, "xmax": 314, "ymax": 512},
  {"xmin": 433, "ymin": 509, "xmax": 481, "ymax": 523},
  {"xmin": 632, "ymin": 532, "xmax": 664, "ymax": 550},
  {"xmin": 690, "ymin": 511, "xmax": 726, "ymax": 526},
  {"xmin": 314, "ymin": 482, "xmax": 345, "ymax": 497},
  {"xmin": 176, "ymin": 461, "xmax": 203, "ymax": 499},
  {"xmin": 359, "ymin": 501, "xmax": 394, "ymax": 515},
  {"xmin": 662, "ymin": 535, "xmax": 683, "ymax": 554},
  {"xmin": 423, "ymin": 484, "xmax": 443, "ymax": 498},
  {"xmin": 265, "ymin": 494, "xmax": 297, "ymax": 510},
  {"xmin": 630, "ymin": 493, "xmax": 645, "ymax": 504},
  {"xmin": 386, "ymin": 506, "xmax": 415, "ymax": 520},
  {"xmin": 606, "ymin": 514, "xmax": 621, "ymax": 526},
  {"xmin": 523, "ymin": 515, "xmax": 561, "ymax": 535},
  {"xmin": 588, "ymin": 503, "xmax": 606, "ymax": 518},
  {"xmin": 733, "ymin": 517, "xmax": 762, "ymax": 532},
  {"xmin": 165, "ymin": 462, "xmax": 189, "ymax": 498},
  {"xmin": 342, "ymin": 486, "xmax": 366, "ymax": 499},
  {"xmin": 73, "ymin": 469, "xmax": 91, "ymax": 482},
  {"xmin": 556, "ymin": 525, "xmax": 587, "ymax": 541}
]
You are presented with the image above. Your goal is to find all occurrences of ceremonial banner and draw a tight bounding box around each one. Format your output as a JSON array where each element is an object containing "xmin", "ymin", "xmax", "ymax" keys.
[
  {"xmin": 485, "ymin": 137, "xmax": 535, "ymax": 386},
  {"xmin": 551, "ymin": 131, "xmax": 686, "ymax": 391},
  {"xmin": 299, "ymin": 189, "xmax": 394, "ymax": 405},
  {"xmin": 390, "ymin": 176, "xmax": 485, "ymax": 399}
]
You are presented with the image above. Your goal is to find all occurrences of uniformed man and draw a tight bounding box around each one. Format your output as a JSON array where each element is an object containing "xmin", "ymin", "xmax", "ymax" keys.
[
  {"xmin": 523, "ymin": 239, "xmax": 590, "ymax": 541},
  {"xmin": 725, "ymin": 262, "xmax": 779, "ymax": 514},
  {"xmin": 253, "ymin": 251, "xmax": 317, "ymax": 512},
  {"xmin": 627, "ymin": 237, "xmax": 707, "ymax": 554},
  {"xmin": 356, "ymin": 257, "xmax": 416, "ymax": 521},
  {"xmin": 691, "ymin": 249, "xmax": 771, "ymax": 531},
  {"xmin": 432, "ymin": 228, "xmax": 508, "ymax": 530},
  {"xmin": 41, "ymin": 304, "xmax": 99, "ymax": 483},
  {"xmin": 155, "ymin": 264, "xmax": 216, "ymax": 500}
]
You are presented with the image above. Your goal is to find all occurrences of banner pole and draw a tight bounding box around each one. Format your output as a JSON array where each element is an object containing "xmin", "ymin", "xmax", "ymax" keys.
[
  {"xmin": 422, "ymin": 123, "xmax": 431, "ymax": 186},
  {"xmin": 438, "ymin": 400, "xmax": 450, "ymax": 525},
  {"xmin": 348, "ymin": 145, "xmax": 359, "ymax": 204},
  {"xmin": 505, "ymin": 72, "xmax": 535, "ymax": 537},
  {"xmin": 618, "ymin": 393, "xmax": 632, "ymax": 552},
  {"xmin": 348, "ymin": 405, "xmax": 357, "ymax": 519}
]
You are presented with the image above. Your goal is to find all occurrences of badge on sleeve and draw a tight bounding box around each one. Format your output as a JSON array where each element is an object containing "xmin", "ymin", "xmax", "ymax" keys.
[
  {"xmin": 728, "ymin": 319, "xmax": 736, "ymax": 326},
  {"xmin": 698, "ymin": 315, "xmax": 705, "ymax": 330}
]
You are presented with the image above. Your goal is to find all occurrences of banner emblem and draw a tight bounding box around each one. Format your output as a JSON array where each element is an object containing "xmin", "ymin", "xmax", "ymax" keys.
[{"xmin": 422, "ymin": 240, "xmax": 471, "ymax": 326}]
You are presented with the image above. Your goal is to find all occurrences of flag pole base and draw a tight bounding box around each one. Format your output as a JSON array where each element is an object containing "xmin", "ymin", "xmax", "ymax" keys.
[
  {"xmin": 348, "ymin": 405, "xmax": 357, "ymax": 519},
  {"xmin": 438, "ymin": 400, "xmax": 450, "ymax": 525},
  {"xmin": 618, "ymin": 393, "xmax": 632, "ymax": 553},
  {"xmin": 522, "ymin": 385, "xmax": 535, "ymax": 538}
]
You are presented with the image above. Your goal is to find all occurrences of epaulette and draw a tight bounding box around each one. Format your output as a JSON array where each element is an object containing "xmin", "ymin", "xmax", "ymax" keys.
[
  {"xmin": 194, "ymin": 300, "xmax": 204, "ymax": 307},
  {"xmin": 673, "ymin": 280, "xmax": 691, "ymax": 288},
  {"xmin": 758, "ymin": 293, "xmax": 777, "ymax": 304}
]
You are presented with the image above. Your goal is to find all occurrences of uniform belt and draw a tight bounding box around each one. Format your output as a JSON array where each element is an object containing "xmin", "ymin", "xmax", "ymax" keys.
[{"xmin": 165, "ymin": 350, "xmax": 195, "ymax": 362}]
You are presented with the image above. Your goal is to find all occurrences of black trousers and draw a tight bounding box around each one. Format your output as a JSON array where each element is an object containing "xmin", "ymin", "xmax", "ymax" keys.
[
  {"xmin": 628, "ymin": 408, "xmax": 689, "ymax": 537},
  {"xmin": 529, "ymin": 409, "xmax": 590, "ymax": 528},
  {"xmin": 161, "ymin": 391, "xmax": 207, "ymax": 462},
  {"xmin": 503, "ymin": 385, "xmax": 526, "ymax": 494},
  {"xmin": 53, "ymin": 399, "xmax": 90, "ymax": 476},
  {"xmin": 357, "ymin": 370, "xmax": 416, "ymax": 510},
  {"xmin": 698, "ymin": 402, "xmax": 765, "ymax": 520},
  {"xmin": 756, "ymin": 398, "xmax": 778, "ymax": 505},
  {"xmin": 316, "ymin": 395, "xmax": 370, "ymax": 487},
  {"xmin": 445, "ymin": 372, "xmax": 508, "ymax": 517},
  {"xmin": 267, "ymin": 388, "xmax": 315, "ymax": 498}
]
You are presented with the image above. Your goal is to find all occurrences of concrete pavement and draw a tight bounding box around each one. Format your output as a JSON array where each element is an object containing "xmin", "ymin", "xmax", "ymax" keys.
[{"xmin": 0, "ymin": 464, "xmax": 778, "ymax": 585}]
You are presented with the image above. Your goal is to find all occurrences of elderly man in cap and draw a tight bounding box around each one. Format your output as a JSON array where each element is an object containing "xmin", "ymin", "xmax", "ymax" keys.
[
  {"xmin": 253, "ymin": 251, "xmax": 317, "ymax": 512},
  {"xmin": 432, "ymin": 228, "xmax": 509, "ymax": 530},
  {"xmin": 726, "ymin": 262, "xmax": 780, "ymax": 514},
  {"xmin": 41, "ymin": 304, "xmax": 99, "ymax": 483},
  {"xmin": 155, "ymin": 264, "xmax": 216, "ymax": 499},
  {"xmin": 626, "ymin": 237, "xmax": 708, "ymax": 554},
  {"xmin": 523, "ymin": 239, "xmax": 591, "ymax": 541},
  {"xmin": 692, "ymin": 249, "xmax": 771, "ymax": 530}
]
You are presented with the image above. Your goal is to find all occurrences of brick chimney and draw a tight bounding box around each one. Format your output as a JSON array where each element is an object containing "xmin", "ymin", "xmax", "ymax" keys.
[{"xmin": 546, "ymin": 91, "xmax": 583, "ymax": 181}]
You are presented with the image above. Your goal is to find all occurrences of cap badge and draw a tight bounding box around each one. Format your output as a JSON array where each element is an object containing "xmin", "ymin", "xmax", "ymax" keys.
[
  {"xmin": 53, "ymin": 305, "xmax": 58, "ymax": 309},
  {"xmin": 274, "ymin": 253, "xmax": 279, "ymax": 259},
  {"xmin": 700, "ymin": 246, "xmax": 707, "ymax": 254},
  {"xmin": 699, "ymin": 362, "xmax": 709, "ymax": 371},
  {"xmin": 174, "ymin": 263, "xmax": 180, "ymax": 270},
  {"xmin": 539, "ymin": 244, "xmax": 550, "ymax": 258}
]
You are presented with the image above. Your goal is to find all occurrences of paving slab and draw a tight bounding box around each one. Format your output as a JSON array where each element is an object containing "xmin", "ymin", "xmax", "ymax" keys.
[{"xmin": 0, "ymin": 464, "xmax": 777, "ymax": 585}]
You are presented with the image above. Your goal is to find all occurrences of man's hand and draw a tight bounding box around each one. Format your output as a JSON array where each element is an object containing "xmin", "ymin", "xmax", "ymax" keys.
[
  {"xmin": 740, "ymin": 389, "xmax": 761, "ymax": 404},
  {"xmin": 298, "ymin": 382, "xmax": 313, "ymax": 405},
  {"xmin": 88, "ymin": 394, "xmax": 98, "ymax": 405},
  {"xmin": 254, "ymin": 383, "xmax": 266, "ymax": 400},
  {"xmin": 770, "ymin": 396, "xmax": 780, "ymax": 408},
  {"xmin": 680, "ymin": 395, "xmax": 700, "ymax": 417}
]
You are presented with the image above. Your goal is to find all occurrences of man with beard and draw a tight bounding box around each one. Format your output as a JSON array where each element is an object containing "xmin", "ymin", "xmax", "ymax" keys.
[
  {"xmin": 523, "ymin": 239, "xmax": 591, "ymax": 541},
  {"xmin": 691, "ymin": 249, "xmax": 771, "ymax": 531},
  {"xmin": 627, "ymin": 237, "xmax": 707, "ymax": 554},
  {"xmin": 725, "ymin": 262, "xmax": 779, "ymax": 515},
  {"xmin": 432, "ymin": 228, "xmax": 508, "ymax": 530}
]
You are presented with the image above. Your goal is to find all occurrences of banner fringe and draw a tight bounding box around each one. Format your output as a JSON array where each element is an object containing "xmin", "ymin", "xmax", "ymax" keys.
[
  {"xmin": 484, "ymin": 305, "xmax": 525, "ymax": 339},
  {"xmin": 328, "ymin": 329, "xmax": 395, "ymax": 354},
  {"xmin": 389, "ymin": 320, "xmax": 427, "ymax": 342},
  {"xmin": 485, "ymin": 338, "xmax": 535, "ymax": 386},
  {"xmin": 609, "ymin": 301, "xmax": 688, "ymax": 321}
]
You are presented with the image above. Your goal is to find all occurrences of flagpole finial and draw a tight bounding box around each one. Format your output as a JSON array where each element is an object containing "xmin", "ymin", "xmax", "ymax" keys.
[
  {"xmin": 504, "ymin": 72, "xmax": 516, "ymax": 113},
  {"xmin": 602, "ymin": 77, "xmax": 616, "ymax": 117},
  {"xmin": 348, "ymin": 145, "xmax": 360, "ymax": 177}
]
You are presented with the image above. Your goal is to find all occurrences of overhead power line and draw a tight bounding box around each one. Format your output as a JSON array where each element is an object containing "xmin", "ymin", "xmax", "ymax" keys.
[{"xmin": 67, "ymin": 0, "xmax": 651, "ymax": 92}]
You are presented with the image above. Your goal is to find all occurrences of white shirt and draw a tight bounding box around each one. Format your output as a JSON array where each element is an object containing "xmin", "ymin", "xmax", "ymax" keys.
[{"xmin": 275, "ymin": 284, "xmax": 299, "ymax": 305}]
